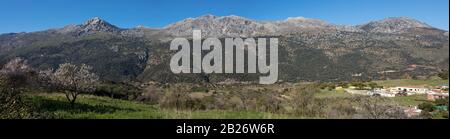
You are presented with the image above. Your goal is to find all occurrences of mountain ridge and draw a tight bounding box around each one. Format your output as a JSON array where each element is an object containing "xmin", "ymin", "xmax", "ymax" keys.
[
  {"xmin": 0, "ymin": 15, "xmax": 448, "ymax": 83},
  {"xmin": 1, "ymin": 15, "xmax": 445, "ymax": 36}
]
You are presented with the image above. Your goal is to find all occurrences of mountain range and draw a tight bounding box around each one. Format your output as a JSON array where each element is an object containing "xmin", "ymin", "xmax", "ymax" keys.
[{"xmin": 0, "ymin": 15, "xmax": 448, "ymax": 83}]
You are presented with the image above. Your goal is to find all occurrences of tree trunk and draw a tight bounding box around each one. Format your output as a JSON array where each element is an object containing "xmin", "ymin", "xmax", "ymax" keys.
[
  {"xmin": 70, "ymin": 99, "xmax": 76, "ymax": 107},
  {"xmin": 70, "ymin": 92, "xmax": 78, "ymax": 107},
  {"xmin": 65, "ymin": 91, "xmax": 78, "ymax": 107}
]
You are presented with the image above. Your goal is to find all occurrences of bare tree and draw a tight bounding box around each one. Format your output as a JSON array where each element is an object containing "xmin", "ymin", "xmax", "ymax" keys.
[
  {"xmin": 352, "ymin": 96, "xmax": 407, "ymax": 119},
  {"xmin": 52, "ymin": 63, "xmax": 99, "ymax": 106}
]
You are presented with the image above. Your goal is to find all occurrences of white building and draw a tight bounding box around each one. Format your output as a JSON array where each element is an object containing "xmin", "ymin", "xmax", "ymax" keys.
[
  {"xmin": 390, "ymin": 86, "xmax": 430, "ymax": 95},
  {"xmin": 345, "ymin": 88, "xmax": 396, "ymax": 97},
  {"xmin": 439, "ymin": 84, "xmax": 449, "ymax": 90}
]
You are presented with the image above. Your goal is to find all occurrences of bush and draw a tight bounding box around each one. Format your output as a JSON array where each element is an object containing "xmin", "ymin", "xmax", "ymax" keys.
[
  {"xmin": 191, "ymin": 86, "xmax": 209, "ymax": 92},
  {"xmin": 290, "ymin": 85, "xmax": 325, "ymax": 117},
  {"xmin": 159, "ymin": 87, "xmax": 192, "ymax": 110},
  {"xmin": 438, "ymin": 111, "xmax": 449, "ymax": 119},
  {"xmin": 0, "ymin": 88, "xmax": 32, "ymax": 119},
  {"xmin": 434, "ymin": 98, "xmax": 449, "ymax": 107},
  {"xmin": 327, "ymin": 100, "xmax": 357, "ymax": 118},
  {"xmin": 227, "ymin": 96, "xmax": 244, "ymax": 110},
  {"xmin": 94, "ymin": 83, "xmax": 140, "ymax": 100},
  {"xmin": 256, "ymin": 93, "xmax": 283, "ymax": 113},
  {"xmin": 418, "ymin": 102, "xmax": 435, "ymax": 112},
  {"xmin": 337, "ymin": 82, "xmax": 349, "ymax": 88},
  {"xmin": 437, "ymin": 70, "xmax": 449, "ymax": 80},
  {"xmin": 0, "ymin": 58, "xmax": 36, "ymax": 119},
  {"xmin": 419, "ymin": 111, "xmax": 433, "ymax": 119},
  {"xmin": 352, "ymin": 96, "xmax": 407, "ymax": 119},
  {"xmin": 137, "ymin": 85, "xmax": 164, "ymax": 105},
  {"xmin": 349, "ymin": 81, "xmax": 367, "ymax": 90}
]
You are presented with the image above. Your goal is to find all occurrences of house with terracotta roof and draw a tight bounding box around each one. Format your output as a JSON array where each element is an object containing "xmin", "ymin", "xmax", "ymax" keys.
[{"xmin": 427, "ymin": 91, "xmax": 449, "ymax": 101}]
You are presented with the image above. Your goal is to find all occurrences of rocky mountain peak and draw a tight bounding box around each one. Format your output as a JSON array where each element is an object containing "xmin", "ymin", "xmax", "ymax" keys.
[
  {"xmin": 197, "ymin": 14, "xmax": 218, "ymax": 19},
  {"xmin": 277, "ymin": 16, "xmax": 333, "ymax": 28},
  {"xmin": 165, "ymin": 15, "xmax": 343, "ymax": 37},
  {"xmin": 358, "ymin": 17, "xmax": 432, "ymax": 33},
  {"xmin": 283, "ymin": 17, "xmax": 327, "ymax": 24},
  {"xmin": 84, "ymin": 17, "xmax": 103, "ymax": 25},
  {"xmin": 56, "ymin": 17, "xmax": 121, "ymax": 35},
  {"xmin": 81, "ymin": 17, "xmax": 120, "ymax": 33},
  {"xmin": 165, "ymin": 14, "xmax": 270, "ymax": 37}
]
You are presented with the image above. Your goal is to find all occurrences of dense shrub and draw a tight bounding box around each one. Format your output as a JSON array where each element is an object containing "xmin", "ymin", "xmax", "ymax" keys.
[
  {"xmin": 0, "ymin": 87, "xmax": 32, "ymax": 119},
  {"xmin": 434, "ymin": 98, "xmax": 449, "ymax": 107},
  {"xmin": 418, "ymin": 102, "xmax": 435, "ymax": 112},
  {"xmin": 158, "ymin": 88, "xmax": 192, "ymax": 110},
  {"xmin": 137, "ymin": 85, "xmax": 164, "ymax": 104},
  {"xmin": 326, "ymin": 100, "xmax": 357, "ymax": 119},
  {"xmin": 94, "ymin": 82, "xmax": 141, "ymax": 100},
  {"xmin": 191, "ymin": 86, "xmax": 209, "ymax": 92},
  {"xmin": 290, "ymin": 85, "xmax": 325, "ymax": 117},
  {"xmin": 352, "ymin": 96, "xmax": 407, "ymax": 119},
  {"xmin": 437, "ymin": 70, "xmax": 449, "ymax": 80},
  {"xmin": 0, "ymin": 58, "xmax": 38, "ymax": 119}
]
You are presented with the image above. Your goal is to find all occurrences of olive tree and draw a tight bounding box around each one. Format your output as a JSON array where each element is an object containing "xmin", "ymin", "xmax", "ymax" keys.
[{"xmin": 53, "ymin": 63, "xmax": 99, "ymax": 106}]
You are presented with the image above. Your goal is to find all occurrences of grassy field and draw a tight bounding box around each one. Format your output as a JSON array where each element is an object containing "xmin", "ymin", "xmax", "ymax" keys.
[
  {"xmin": 315, "ymin": 89, "xmax": 354, "ymax": 99},
  {"xmin": 25, "ymin": 93, "xmax": 297, "ymax": 119},
  {"xmin": 21, "ymin": 78, "xmax": 448, "ymax": 119},
  {"xmin": 389, "ymin": 94, "xmax": 428, "ymax": 106},
  {"xmin": 374, "ymin": 78, "xmax": 448, "ymax": 87},
  {"xmin": 316, "ymin": 89, "xmax": 428, "ymax": 106}
]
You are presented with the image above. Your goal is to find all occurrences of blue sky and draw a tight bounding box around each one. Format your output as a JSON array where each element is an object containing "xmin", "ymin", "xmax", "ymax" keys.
[{"xmin": 0, "ymin": 0, "xmax": 448, "ymax": 33}]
